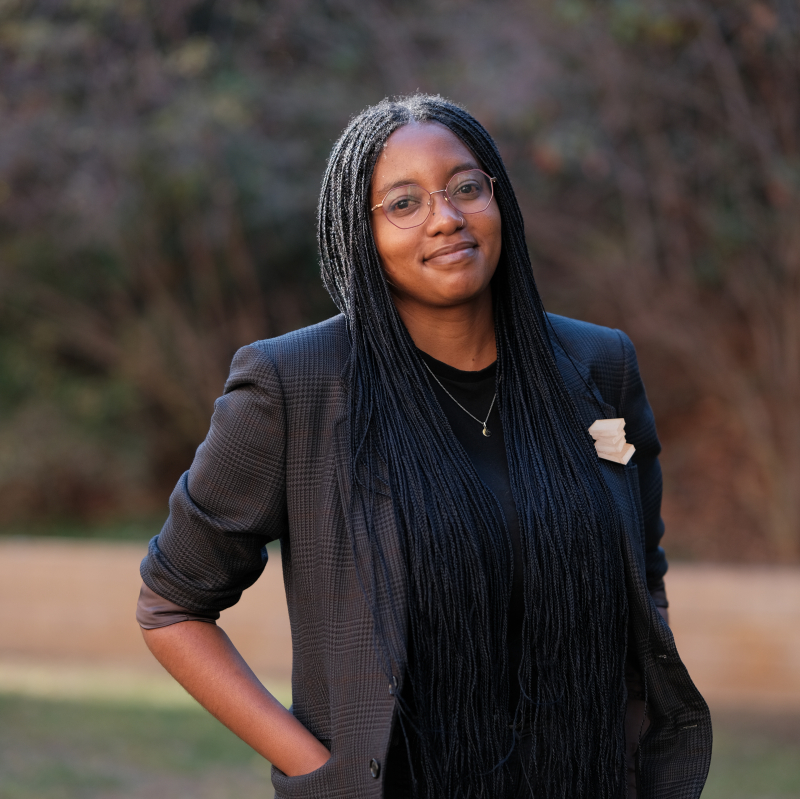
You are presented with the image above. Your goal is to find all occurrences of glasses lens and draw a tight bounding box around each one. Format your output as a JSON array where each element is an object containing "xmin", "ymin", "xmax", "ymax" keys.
[
  {"xmin": 381, "ymin": 184, "xmax": 430, "ymax": 229},
  {"xmin": 446, "ymin": 170, "xmax": 493, "ymax": 214}
]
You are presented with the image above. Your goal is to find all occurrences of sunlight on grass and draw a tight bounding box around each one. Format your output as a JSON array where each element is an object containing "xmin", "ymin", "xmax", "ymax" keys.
[{"xmin": 0, "ymin": 659, "xmax": 292, "ymax": 709}]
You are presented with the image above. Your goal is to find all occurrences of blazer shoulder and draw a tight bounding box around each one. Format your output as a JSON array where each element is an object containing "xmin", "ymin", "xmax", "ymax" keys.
[
  {"xmin": 246, "ymin": 314, "xmax": 350, "ymax": 377},
  {"xmin": 223, "ymin": 314, "xmax": 349, "ymax": 399},
  {"xmin": 546, "ymin": 312, "xmax": 627, "ymax": 367}
]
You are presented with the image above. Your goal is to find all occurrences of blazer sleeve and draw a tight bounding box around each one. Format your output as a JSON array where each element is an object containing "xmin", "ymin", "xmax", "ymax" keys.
[
  {"xmin": 139, "ymin": 342, "xmax": 289, "ymax": 614},
  {"xmin": 614, "ymin": 329, "xmax": 669, "ymax": 595}
]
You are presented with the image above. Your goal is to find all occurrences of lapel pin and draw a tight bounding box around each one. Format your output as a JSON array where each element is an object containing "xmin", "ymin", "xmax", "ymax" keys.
[{"xmin": 588, "ymin": 418, "xmax": 635, "ymax": 465}]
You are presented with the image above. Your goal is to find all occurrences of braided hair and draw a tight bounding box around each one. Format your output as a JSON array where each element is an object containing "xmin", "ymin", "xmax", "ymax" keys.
[{"xmin": 318, "ymin": 95, "xmax": 629, "ymax": 799}]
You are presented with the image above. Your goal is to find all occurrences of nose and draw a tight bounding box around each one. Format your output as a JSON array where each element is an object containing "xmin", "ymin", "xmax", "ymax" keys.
[{"xmin": 427, "ymin": 189, "xmax": 461, "ymax": 225}]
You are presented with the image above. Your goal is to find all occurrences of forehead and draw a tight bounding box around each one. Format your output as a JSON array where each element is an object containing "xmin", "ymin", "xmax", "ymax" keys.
[{"xmin": 371, "ymin": 122, "xmax": 478, "ymax": 193}]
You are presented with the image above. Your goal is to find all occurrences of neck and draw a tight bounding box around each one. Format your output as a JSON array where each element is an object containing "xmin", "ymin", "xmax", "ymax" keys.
[{"xmin": 392, "ymin": 289, "xmax": 497, "ymax": 371}]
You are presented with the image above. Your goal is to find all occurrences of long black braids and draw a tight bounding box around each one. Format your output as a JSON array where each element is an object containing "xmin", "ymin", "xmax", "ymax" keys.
[{"xmin": 318, "ymin": 95, "xmax": 629, "ymax": 799}]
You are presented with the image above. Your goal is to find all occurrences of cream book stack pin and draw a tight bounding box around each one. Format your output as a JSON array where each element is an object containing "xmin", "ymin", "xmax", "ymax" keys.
[{"xmin": 588, "ymin": 418, "xmax": 635, "ymax": 465}]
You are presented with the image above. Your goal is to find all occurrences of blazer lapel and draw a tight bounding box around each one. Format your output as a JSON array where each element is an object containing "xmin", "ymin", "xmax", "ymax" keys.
[
  {"xmin": 333, "ymin": 414, "xmax": 409, "ymax": 679},
  {"xmin": 550, "ymin": 337, "xmax": 616, "ymax": 420},
  {"xmin": 551, "ymin": 342, "xmax": 648, "ymax": 580}
]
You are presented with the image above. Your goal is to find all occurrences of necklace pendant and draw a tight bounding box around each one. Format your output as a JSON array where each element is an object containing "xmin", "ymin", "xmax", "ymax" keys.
[{"xmin": 482, "ymin": 425, "xmax": 491, "ymax": 438}]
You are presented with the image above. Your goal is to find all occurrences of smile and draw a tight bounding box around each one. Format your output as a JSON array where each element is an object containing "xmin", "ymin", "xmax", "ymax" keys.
[{"xmin": 424, "ymin": 241, "xmax": 478, "ymax": 264}]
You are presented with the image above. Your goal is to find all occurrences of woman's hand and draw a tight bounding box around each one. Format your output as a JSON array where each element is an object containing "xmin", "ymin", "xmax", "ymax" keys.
[{"xmin": 142, "ymin": 621, "xmax": 331, "ymax": 777}]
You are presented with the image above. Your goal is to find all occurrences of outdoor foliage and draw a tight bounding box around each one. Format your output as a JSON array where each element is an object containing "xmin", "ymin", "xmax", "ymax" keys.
[{"xmin": 0, "ymin": 0, "xmax": 798, "ymax": 560}]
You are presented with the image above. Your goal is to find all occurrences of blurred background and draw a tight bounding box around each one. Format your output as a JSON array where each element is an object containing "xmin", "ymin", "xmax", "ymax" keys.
[{"xmin": 0, "ymin": 0, "xmax": 798, "ymax": 797}]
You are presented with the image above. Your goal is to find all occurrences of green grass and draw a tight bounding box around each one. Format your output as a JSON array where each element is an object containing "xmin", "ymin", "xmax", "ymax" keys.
[
  {"xmin": 0, "ymin": 694, "xmax": 275, "ymax": 799},
  {"xmin": 0, "ymin": 521, "xmax": 286, "ymax": 551},
  {"xmin": 701, "ymin": 710, "xmax": 800, "ymax": 799},
  {"xmin": 1, "ymin": 694, "xmax": 798, "ymax": 798},
  {"xmin": 0, "ymin": 519, "xmax": 164, "ymax": 543}
]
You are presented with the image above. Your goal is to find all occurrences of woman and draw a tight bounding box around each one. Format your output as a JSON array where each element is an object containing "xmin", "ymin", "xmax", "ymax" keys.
[{"xmin": 137, "ymin": 95, "xmax": 711, "ymax": 798}]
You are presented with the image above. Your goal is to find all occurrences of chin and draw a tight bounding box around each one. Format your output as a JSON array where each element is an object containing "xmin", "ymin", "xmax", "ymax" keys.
[
  {"xmin": 435, "ymin": 283, "xmax": 492, "ymax": 307},
  {"xmin": 440, "ymin": 272, "xmax": 493, "ymax": 300}
]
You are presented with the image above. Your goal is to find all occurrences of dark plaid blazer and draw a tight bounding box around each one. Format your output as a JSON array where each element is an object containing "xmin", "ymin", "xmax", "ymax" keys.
[{"xmin": 140, "ymin": 312, "xmax": 712, "ymax": 799}]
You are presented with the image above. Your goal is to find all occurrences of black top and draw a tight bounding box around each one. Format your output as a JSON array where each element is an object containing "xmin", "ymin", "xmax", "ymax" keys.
[{"xmin": 418, "ymin": 349, "xmax": 524, "ymax": 713}]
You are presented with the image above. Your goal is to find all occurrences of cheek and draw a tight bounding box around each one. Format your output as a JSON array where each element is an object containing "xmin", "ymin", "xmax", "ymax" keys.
[
  {"xmin": 479, "ymin": 210, "xmax": 503, "ymax": 261},
  {"xmin": 372, "ymin": 225, "xmax": 416, "ymax": 276},
  {"xmin": 371, "ymin": 226, "xmax": 392, "ymax": 272}
]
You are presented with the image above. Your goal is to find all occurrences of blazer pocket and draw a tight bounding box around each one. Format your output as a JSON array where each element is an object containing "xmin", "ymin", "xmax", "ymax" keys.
[{"xmin": 271, "ymin": 752, "xmax": 337, "ymax": 799}]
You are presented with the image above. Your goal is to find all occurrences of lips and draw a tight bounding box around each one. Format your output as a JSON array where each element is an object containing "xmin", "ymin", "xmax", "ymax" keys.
[{"xmin": 424, "ymin": 239, "xmax": 478, "ymax": 261}]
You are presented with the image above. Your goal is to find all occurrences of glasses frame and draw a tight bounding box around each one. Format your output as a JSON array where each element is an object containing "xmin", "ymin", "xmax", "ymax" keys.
[{"xmin": 370, "ymin": 169, "xmax": 497, "ymax": 230}]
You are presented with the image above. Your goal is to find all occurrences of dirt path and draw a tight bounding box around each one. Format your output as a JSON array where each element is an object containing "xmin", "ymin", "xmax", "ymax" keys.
[{"xmin": 1, "ymin": 539, "xmax": 799, "ymax": 710}]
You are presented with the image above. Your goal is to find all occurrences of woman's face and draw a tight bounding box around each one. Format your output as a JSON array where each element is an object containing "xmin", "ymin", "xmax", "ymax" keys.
[{"xmin": 369, "ymin": 122, "xmax": 502, "ymax": 314}]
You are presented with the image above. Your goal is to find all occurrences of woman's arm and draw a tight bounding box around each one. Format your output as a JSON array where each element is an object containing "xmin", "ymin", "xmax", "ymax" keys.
[
  {"xmin": 138, "ymin": 344, "xmax": 330, "ymax": 775},
  {"xmin": 615, "ymin": 329, "xmax": 671, "ymax": 614},
  {"xmin": 142, "ymin": 621, "xmax": 330, "ymax": 776}
]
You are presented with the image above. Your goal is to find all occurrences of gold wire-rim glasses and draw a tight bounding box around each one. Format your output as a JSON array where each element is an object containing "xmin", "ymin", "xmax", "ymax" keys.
[{"xmin": 370, "ymin": 169, "xmax": 497, "ymax": 229}]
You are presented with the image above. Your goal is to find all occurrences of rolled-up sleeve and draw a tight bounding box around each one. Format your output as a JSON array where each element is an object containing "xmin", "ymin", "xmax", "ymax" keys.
[
  {"xmin": 136, "ymin": 582, "xmax": 220, "ymax": 629},
  {"xmin": 615, "ymin": 330, "xmax": 669, "ymax": 594},
  {"xmin": 140, "ymin": 343, "xmax": 289, "ymax": 615}
]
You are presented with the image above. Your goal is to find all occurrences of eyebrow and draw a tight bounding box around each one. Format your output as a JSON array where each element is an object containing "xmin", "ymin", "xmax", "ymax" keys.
[{"xmin": 372, "ymin": 161, "xmax": 480, "ymax": 199}]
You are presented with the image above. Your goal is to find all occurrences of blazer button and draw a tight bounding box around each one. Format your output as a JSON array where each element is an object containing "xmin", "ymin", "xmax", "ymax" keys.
[{"xmin": 370, "ymin": 758, "xmax": 381, "ymax": 778}]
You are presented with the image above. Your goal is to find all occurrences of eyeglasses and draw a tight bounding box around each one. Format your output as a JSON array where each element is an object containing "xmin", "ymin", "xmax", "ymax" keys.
[{"xmin": 370, "ymin": 169, "xmax": 497, "ymax": 230}]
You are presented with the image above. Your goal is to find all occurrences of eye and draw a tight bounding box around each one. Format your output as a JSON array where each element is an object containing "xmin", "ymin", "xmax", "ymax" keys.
[
  {"xmin": 389, "ymin": 196, "xmax": 420, "ymax": 213},
  {"xmin": 447, "ymin": 170, "xmax": 490, "ymax": 206},
  {"xmin": 384, "ymin": 186, "xmax": 426, "ymax": 218},
  {"xmin": 452, "ymin": 179, "xmax": 481, "ymax": 197}
]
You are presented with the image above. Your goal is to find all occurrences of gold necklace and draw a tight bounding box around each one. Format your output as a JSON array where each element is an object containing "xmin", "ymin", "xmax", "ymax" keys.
[{"xmin": 422, "ymin": 359, "xmax": 497, "ymax": 438}]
